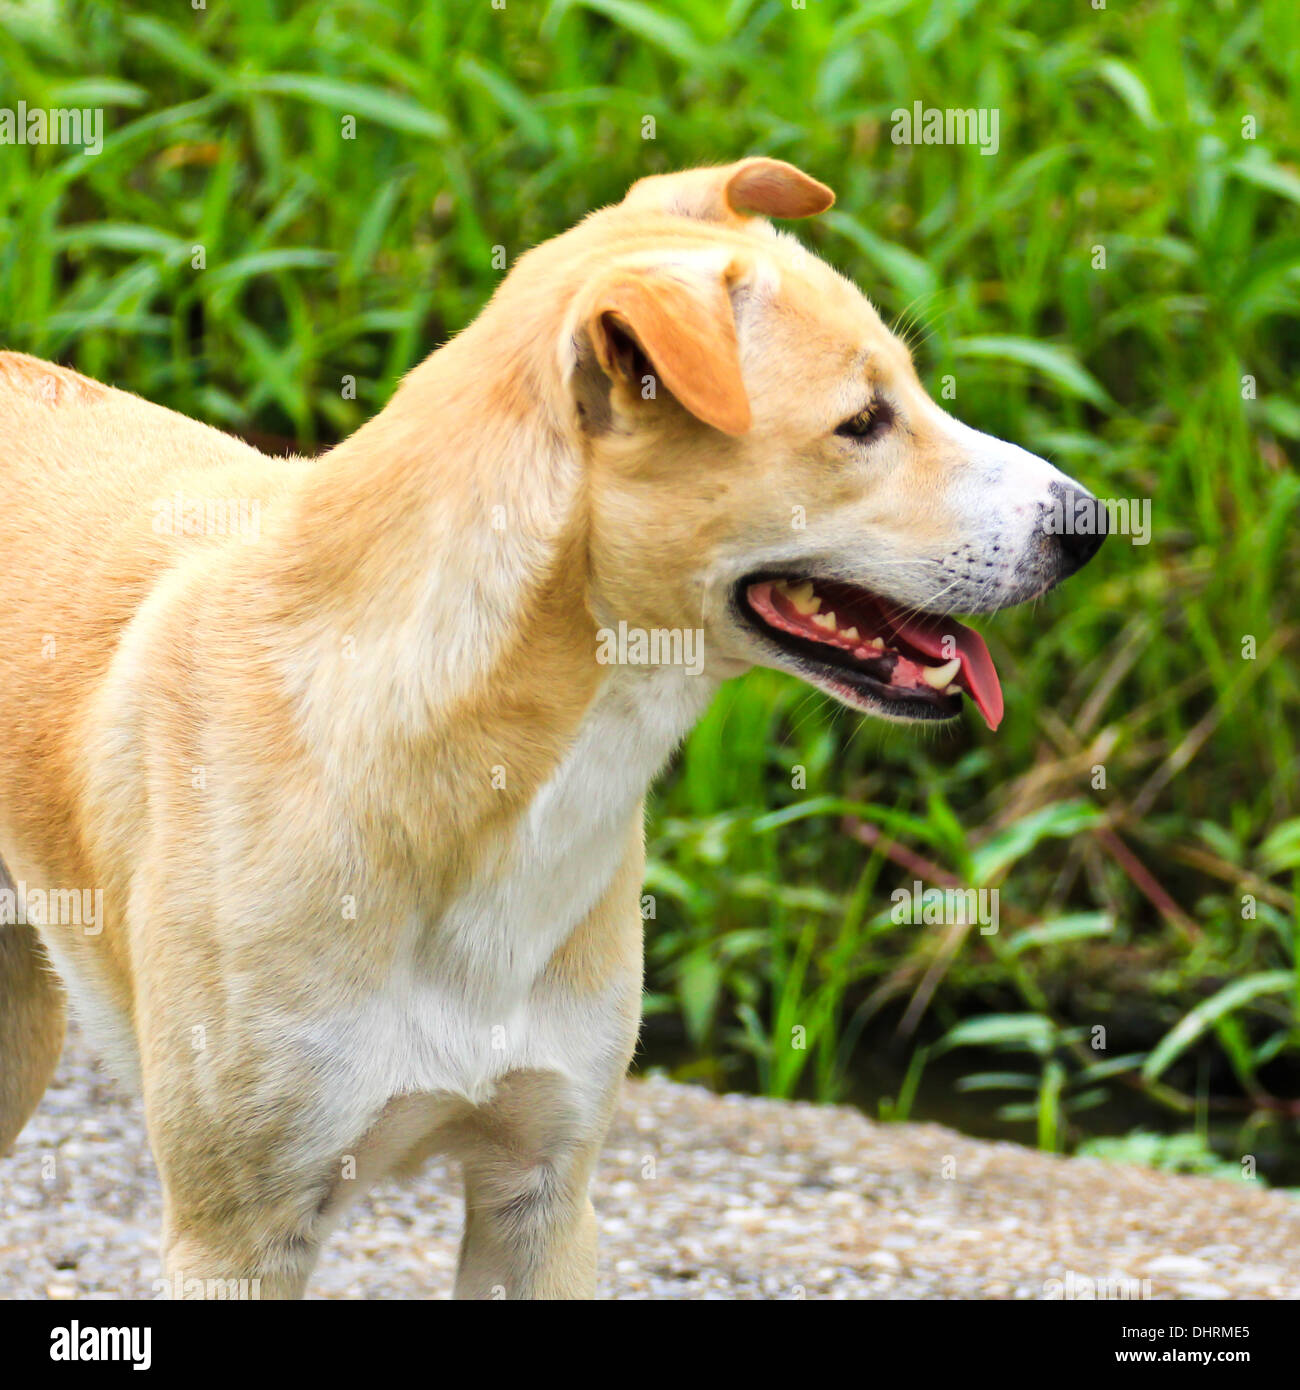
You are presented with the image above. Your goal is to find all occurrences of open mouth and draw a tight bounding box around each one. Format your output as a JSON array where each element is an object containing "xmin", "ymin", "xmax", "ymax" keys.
[{"xmin": 737, "ymin": 575, "xmax": 1004, "ymax": 730}]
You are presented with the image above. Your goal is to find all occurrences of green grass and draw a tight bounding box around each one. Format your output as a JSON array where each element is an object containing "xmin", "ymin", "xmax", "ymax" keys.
[{"xmin": 1, "ymin": 0, "xmax": 1297, "ymax": 1170}]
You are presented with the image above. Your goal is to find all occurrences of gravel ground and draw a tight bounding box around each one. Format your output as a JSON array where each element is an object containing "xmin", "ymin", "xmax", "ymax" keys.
[{"xmin": 3, "ymin": 1025, "xmax": 1299, "ymax": 1300}]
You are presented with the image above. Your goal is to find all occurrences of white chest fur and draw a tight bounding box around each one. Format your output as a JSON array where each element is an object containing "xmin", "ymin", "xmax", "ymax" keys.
[{"xmin": 333, "ymin": 664, "xmax": 715, "ymax": 1124}]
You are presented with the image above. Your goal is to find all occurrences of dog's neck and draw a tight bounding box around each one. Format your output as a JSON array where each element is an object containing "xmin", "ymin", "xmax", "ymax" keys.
[{"xmin": 270, "ymin": 315, "xmax": 715, "ymax": 863}]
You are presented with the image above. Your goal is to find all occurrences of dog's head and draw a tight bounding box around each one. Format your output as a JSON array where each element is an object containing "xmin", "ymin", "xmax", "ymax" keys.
[{"xmin": 558, "ymin": 158, "xmax": 1106, "ymax": 730}]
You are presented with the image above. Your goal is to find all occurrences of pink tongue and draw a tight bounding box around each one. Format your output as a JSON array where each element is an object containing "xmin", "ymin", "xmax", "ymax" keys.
[{"xmin": 882, "ymin": 606, "xmax": 1004, "ymax": 731}]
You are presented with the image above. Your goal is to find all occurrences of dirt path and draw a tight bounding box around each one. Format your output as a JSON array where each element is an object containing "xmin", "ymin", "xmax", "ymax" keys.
[{"xmin": 3, "ymin": 1027, "xmax": 1297, "ymax": 1299}]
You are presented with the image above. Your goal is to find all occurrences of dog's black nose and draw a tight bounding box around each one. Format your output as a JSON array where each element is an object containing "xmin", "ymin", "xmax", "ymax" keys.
[{"xmin": 1046, "ymin": 482, "xmax": 1107, "ymax": 577}]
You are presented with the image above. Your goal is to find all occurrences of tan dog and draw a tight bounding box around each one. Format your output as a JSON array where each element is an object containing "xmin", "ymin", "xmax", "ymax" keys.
[{"xmin": 0, "ymin": 158, "xmax": 1104, "ymax": 1299}]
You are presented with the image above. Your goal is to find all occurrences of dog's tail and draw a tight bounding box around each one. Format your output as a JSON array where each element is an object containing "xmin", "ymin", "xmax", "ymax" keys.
[{"xmin": 0, "ymin": 858, "xmax": 65, "ymax": 1153}]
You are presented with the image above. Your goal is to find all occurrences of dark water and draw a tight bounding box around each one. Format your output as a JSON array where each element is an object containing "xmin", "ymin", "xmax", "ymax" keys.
[
  {"xmin": 844, "ymin": 1047, "xmax": 1300, "ymax": 1186},
  {"xmin": 638, "ymin": 1025, "xmax": 1300, "ymax": 1188}
]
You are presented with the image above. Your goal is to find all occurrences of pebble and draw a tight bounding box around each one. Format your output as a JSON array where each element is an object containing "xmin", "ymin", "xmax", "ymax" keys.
[{"xmin": 3, "ymin": 1028, "xmax": 1299, "ymax": 1300}]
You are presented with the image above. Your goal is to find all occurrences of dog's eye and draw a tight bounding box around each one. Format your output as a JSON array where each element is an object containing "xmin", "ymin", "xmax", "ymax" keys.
[{"xmin": 835, "ymin": 401, "xmax": 893, "ymax": 443}]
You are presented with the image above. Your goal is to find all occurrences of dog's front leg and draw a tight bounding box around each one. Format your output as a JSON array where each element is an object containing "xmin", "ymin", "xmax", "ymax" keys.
[
  {"xmin": 136, "ymin": 958, "xmax": 350, "ymax": 1301},
  {"xmin": 146, "ymin": 1059, "xmax": 336, "ymax": 1301},
  {"xmin": 453, "ymin": 862, "xmax": 644, "ymax": 1300},
  {"xmin": 453, "ymin": 1109, "xmax": 603, "ymax": 1301}
]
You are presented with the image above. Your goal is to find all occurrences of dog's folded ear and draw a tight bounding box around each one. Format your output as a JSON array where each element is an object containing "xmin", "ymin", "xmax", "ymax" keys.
[
  {"xmin": 621, "ymin": 157, "xmax": 834, "ymax": 225},
  {"xmin": 580, "ymin": 264, "xmax": 752, "ymax": 436}
]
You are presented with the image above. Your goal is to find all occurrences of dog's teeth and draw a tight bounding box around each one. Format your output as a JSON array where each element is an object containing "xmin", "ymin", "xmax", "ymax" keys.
[
  {"xmin": 921, "ymin": 658, "xmax": 961, "ymax": 689},
  {"xmin": 943, "ymin": 685, "xmax": 960, "ymax": 696},
  {"xmin": 869, "ymin": 637, "xmax": 885, "ymax": 650},
  {"xmin": 811, "ymin": 610, "xmax": 837, "ymax": 631},
  {"xmin": 840, "ymin": 626, "xmax": 859, "ymax": 641},
  {"xmin": 788, "ymin": 581, "xmax": 821, "ymax": 615}
]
